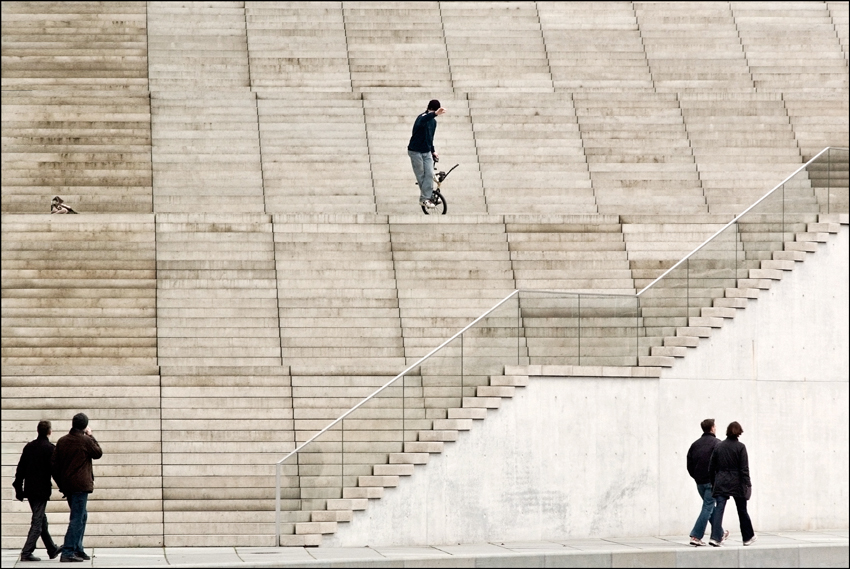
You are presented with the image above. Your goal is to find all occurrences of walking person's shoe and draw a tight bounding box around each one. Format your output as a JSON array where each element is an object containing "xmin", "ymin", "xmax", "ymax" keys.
[
  {"xmin": 709, "ymin": 529, "xmax": 730, "ymax": 546},
  {"xmin": 59, "ymin": 553, "xmax": 84, "ymax": 562},
  {"xmin": 47, "ymin": 546, "xmax": 60, "ymax": 560},
  {"xmin": 76, "ymin": 551, "xmax": 91, "ymax": 560},
  {"xmin": 744, "ymin": 534, "xmax": 758, "ymax": 546},
  {"xmin": 689, "ymin": 536, "xmax": 706, "ymax": 546},
  {"xmin": 20, "ymin": 553, "xmax": 41, "ymax": 561}
]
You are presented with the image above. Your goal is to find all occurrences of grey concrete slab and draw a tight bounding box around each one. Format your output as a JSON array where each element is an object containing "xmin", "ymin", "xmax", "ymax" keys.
[
  {"xmin": 89, "ymin": 548, "xmax": 168, "ymax": 566},
  {"xmin": 304, "ymin": 547, "xmax": 388, "ymax": 561},
  {"xmin": 675, "ymin": 547, "xmax": 741, "ymax": 568},
  {"xmin": 369, "ymin": 546, "xmax": 450, "ymax": 557},
  {"xmin": 496, "ymin": 541, "xmax": 575, "ymax": 551},
  {"xmin": 164, "ymin": 547, "xmax": 242, "ymax": 566},
  {"xmin": 738, "ymin": 544, "xmax": 801, "ymax": 568},
  {"xmin": 555, "ymin": 538, "xmax": 640, "ymax": 552},
  {"xmin": 235, "ymin": 547, "xmax": 316, "ymax": 563},
  {"xmin": 798, "ymin": 543, "xmax": 850, "ymax": 568}
]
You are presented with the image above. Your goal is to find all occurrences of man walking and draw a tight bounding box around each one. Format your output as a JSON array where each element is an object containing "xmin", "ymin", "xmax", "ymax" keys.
[
  {"xmin": 686, "ymin": 418, "xmax": 727, "ymax": 546},
  {"xmin": 408, "ymin": 99, "xmax": 446, "ymax": 209},
  {"xmin": 52, "ymin": 413, "xmax": 102, "ymax": 563},
  {"xmin": 13, "ymin": 420, "xmax": 61, "ymax": 562}
]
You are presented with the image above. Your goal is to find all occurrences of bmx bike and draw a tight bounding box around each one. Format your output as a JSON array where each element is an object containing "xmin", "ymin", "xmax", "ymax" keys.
[{"xmin": 421, "ymin": 159, "xmax": 458, "ymax": 215}]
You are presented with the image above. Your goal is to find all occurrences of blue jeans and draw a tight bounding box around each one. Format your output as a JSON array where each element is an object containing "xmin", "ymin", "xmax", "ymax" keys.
[
  {"xmin": 408, "ymin": 150, "xmax": 434, "ymax": 203},
  {"xmin": 690, "ymin": 482, "xmax": 716, "ymax": 539},
  {"xmin": 710, "ymin": 494, "xmax": 754, "ymax": 542},
  {"xmin": 62, "ymin": 492, "xmax": 89, "ymax": 557}
]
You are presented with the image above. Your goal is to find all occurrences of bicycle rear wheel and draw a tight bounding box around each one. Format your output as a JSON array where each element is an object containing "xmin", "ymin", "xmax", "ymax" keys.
[{"xmin": 421, "ymin": 192, "xmax": 448, "ymax": 215}]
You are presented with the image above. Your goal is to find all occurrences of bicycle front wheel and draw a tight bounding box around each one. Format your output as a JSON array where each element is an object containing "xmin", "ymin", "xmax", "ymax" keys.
[{"xmin": 422, "ymin": 192, "xmax": 448, "ymax": 215}]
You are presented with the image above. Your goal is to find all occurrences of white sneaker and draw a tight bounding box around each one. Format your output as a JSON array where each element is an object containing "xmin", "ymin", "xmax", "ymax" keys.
[
  {"xmin": 744, "ymin": 534, "xmax": 758, "ymax": 546},
  {"xmin": 689, "ymin": 536, "xmax": 706, "ymax": 547},
  {"xmin": 422, "ymin": 200, "xmax": 438, "ymax": 208}
]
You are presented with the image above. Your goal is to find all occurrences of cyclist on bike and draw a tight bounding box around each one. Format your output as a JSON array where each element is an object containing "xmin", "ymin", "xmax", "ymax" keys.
[{"xmin": 407, "ymin": 99, "xmax": 446, "ymax": 209}]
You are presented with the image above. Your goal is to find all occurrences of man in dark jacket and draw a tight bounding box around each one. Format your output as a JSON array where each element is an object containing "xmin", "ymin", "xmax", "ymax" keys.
[
  {"xmin": 685, "ymin": 418, "xmax": 727, "ymax": 546},
  {"xmin": 408, "ymin": 99, "xmax": 446, "ymax": 209},
  {"xmin": 13, "ymin": 420, "xmax": 60, "ymax": 561},
  {"xmin": 52, "ymin": 413, "xmax": 102, "ymax": 563},
  {"xmin": 708, "ymin": 421, "xmax": 756, "ymax": 547}
]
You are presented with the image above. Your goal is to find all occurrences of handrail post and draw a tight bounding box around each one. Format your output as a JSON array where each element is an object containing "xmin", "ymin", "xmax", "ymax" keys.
[{"xmin": 275, "ymin": 462, "xmax": 280, "ymax": 546}]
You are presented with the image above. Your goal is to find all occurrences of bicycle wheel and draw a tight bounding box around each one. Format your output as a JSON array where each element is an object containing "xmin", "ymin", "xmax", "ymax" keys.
[{"xmin": 421, "ymin": 192, "xmax": 448, "ymax": 215}]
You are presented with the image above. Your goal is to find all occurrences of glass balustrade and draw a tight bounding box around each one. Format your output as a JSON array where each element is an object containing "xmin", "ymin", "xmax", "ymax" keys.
[{"xmin": 276, "ymin": 147, "xmax": 848, "ymax": 544}]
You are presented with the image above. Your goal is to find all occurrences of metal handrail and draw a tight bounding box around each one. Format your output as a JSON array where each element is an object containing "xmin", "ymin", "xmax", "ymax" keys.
[
  {"xmin": 273, "ymin": 146, "xmax": 846, "ymax": 544},
  {"xmin": 637, "ymin": 146, "xmax": 845, "ymax": 296},
  {"xmin": 275, "ymin": 289, "xmax": 520, "ymax": 540}
]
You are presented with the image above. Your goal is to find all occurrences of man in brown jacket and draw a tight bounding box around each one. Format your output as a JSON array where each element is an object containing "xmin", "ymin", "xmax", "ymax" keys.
[{"xmin": 52, "ymin": 413, "xmax": 102, "ymax": 563}]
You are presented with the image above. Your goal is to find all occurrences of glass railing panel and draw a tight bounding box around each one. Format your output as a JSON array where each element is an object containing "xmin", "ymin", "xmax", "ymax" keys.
[
  {"xmin": 461, "ymin": 293, "xmax": 521, "ymax": 394},
  {"xmin": 275, "ymin": 451, "xmax": 303, "ymax": 542},
  {"xmin": 686, "ymin": 223, "xmax": 740, "ymax": 318},
  {"xmin": 341, "ymin": 376, "xmax": 406, "ymax": 495},
  {"xmin": 737, "ymin": 172, "xmax": 793, "ymax": 265},
  {"xmin": 576, "ymin": 293, "xmax": 640, "ymax": 366},
  {"xmin": 638, "ymin": 262, "xmax": 689, "ymax": 344},
  {"xmin": 518, "ymin": 291, "xmax": 639, "ymax": 366},
  {"xmin": 826, "ymin": 148, "xmax": 849, "ymax": 214},
  {"xmin": 295, "ymin": 421, "xmax": 342, "ymax": 513},
  {"xmin": 416, "ymin": 334, "xmax": 463, "ymax": 419},
  {"xmin": 519, "ymin": 290, "xmax": 579, "ymax": 365}
]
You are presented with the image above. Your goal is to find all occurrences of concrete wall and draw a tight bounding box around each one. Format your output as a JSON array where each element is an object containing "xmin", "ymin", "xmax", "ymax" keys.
[{"xmin": 324, "ymin": 227, "xmax": 849, "ymax": 547}]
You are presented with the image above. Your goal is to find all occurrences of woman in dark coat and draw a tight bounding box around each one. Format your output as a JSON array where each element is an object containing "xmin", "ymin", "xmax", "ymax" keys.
[{"xmin": 708, "ymin": 421, "xmax": 756, "ymax": 546}]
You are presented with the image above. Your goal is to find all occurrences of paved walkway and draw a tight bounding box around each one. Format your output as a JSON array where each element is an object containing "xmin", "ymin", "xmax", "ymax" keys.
[{"xmin": 2, "ymin": 530, "xmax": 848, "ymax": 568}]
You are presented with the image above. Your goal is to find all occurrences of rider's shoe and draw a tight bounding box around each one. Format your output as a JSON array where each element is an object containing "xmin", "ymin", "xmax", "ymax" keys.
[{"xmin": 420, "ymin": 200, "xmax": 438, "ymax": 208}]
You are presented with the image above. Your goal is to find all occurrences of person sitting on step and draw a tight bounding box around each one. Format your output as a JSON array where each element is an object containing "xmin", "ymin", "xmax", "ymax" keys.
[{"xmin": 51, "ymin": 196, "xmax": 78, "ymax": 214}]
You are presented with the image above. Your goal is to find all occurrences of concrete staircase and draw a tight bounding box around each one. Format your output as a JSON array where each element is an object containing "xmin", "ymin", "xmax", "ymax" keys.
[
  {"xmin": 150, "ymin": 92, "xmax": 264, "ymax": 214},
  {"xmin": 441, "ymin": 2, "xmax": 553, "ymax": 92},
  {"xmin": 160, "ymin": 365, "xmax": 291, "ymax": 547},
  {"xmin": 538, "ymin": 1, "xmax": 653, "ymax": 90},
  {"xmin": 0, "ymin": 1, "xmax": 148, "ymax": 90},
  {"xmin": 1, "ymin": 214, "xmax": 157, "ymax": 367},
  {"xmin": 155, "ymin": 213, "xmax": 281, "ymax": 367},
  {"xmin": 636, "ymin": 1, "xmax": 754, "ymax": 92},
  {"xmin": 732, "ymin": 1, "xmax": 848, "ymax": 93},
  {"xmin": 147, "ymin": 1, "xmax": 250, "ymax": 90},
  {"xmin": 258, "ymin": 93, "xmax": 375, "ymax": 214},
  {"xmin": 245, "ymin": 2, "xmax": 350, "ymax": 91},
  {"xmin": 1, "ymin": 89, "xmax": 152, "ymax": 214},
  {"xmin": 574, "ymin": 92, "xmax": 706, "ymax": 215},
  {"xmin": 468, "ymin": 93, "xmax": 595, "ymax": 215},
  {"xmin": 272, "ymin": 214, "xmax": 404, "ymax": 373},
  {"xmin": 678, "ymin": 92, "xmax": 803, "ymax": 214},
  {"xmin": 344, "ymin": 2, "xmax": 452, "ymax": 92}
]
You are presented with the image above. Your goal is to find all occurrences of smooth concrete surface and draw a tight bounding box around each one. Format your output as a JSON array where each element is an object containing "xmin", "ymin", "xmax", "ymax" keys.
[
  {"xmin": 322, "ymin": 229, "xmax": 849, "ymax": 547},
  {"xmin": 2, "ymin": 531, "xmax": 848, "ymax": 567}
]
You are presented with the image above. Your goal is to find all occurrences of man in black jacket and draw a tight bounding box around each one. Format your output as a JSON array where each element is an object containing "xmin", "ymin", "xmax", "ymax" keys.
[
  {"xmin": 408, "ymin": 99, "xmax": 446, "ymax": 209},
  {"xmin": 13, "ymin": 420, "xmax": 60, "ymax": 562},
  {"xmin": 685, "ymin": 418, "xmax": 727, "ymax": 546}
]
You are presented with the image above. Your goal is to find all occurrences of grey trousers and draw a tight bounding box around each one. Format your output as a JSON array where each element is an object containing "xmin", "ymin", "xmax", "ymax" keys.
[
  {"xmin": 408, "ymin": 150, "xmax": 434, "ymax": 202},
  {"xmin": 22, "ymin": 499, "xmax": 57, "ymax": 556}
]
